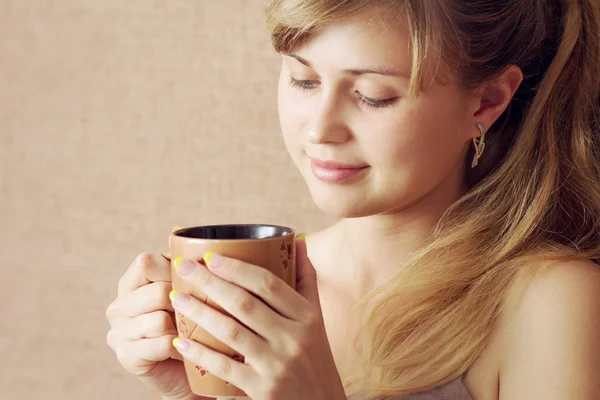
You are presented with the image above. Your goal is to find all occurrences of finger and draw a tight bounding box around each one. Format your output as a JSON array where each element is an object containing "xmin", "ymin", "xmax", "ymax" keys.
[
  {"xmin": 201, "ymin": 253, "xmax": 309, "ymax": 321},
  {"xmin": 175, "ymin": 259, "xmax": 288, "ymax": 340},
  {"xmin": 117, "ymin": 253, "xmax": 172, "ymax": 297},
  {"xmin": 117, "ymin": 335, "xmax": 184, "ymax": 373},
  {"xmin": 170, "ymin": 291, "xmax": 267, "ymax": 364},
  {"xmin": 107, "ymin": 281, "xmax": 174, "ymax": 323},
  {"xmin": 107, "ymin": 311, "xmax": 178, "ymax": 349},
  {"xmin": 173, "ymin": 338, "xmax": 256, "ymax": 392},
  {"xmin": 295, "ymin": 237, "xmax": 322, "ymax": 312}
]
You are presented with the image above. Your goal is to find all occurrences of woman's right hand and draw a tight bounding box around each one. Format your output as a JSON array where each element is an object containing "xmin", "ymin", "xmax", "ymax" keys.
[{"xmin": 105, "ymin": 252, "xmax": 198, "ymax": 400}]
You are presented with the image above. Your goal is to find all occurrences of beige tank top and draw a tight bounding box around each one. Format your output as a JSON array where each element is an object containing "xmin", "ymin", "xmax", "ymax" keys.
[{"xmin": 347, "ymin": 375, "xmax": 473, "ymax": 400}]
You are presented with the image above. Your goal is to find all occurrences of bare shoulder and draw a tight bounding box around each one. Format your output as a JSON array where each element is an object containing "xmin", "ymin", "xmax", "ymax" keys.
[{"xmin": 499, "ymin": 259, "xmax": 600, "ymax": 400}]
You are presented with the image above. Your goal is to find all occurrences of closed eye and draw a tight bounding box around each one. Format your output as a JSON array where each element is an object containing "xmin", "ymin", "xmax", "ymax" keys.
[
  {"xmin": 288, "ymin": 76, "xmax": 319, "ymax": 90},
  {"xmin": 288, "ymin": 75, "xmax": 398, "ymax": 109},
  {"xmin": 356, "ymin": 93, "xmax": 398, "ymax": 108}
]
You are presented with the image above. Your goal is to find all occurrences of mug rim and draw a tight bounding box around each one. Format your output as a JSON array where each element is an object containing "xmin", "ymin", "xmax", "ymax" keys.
[{"xmin": 171, "ymin": 224, "xmax": 295, "ymax": 241}]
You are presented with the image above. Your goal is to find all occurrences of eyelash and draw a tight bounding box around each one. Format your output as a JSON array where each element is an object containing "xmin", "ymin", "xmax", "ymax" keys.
[{"xmin": 288, "ymin": 76, "xmax": 397, "ymax": 109}]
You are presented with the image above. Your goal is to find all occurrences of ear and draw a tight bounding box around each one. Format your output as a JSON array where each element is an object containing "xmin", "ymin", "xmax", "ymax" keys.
[{"xmin": 469, "ymin": 65, "xmax": 523, "ymax": 137}]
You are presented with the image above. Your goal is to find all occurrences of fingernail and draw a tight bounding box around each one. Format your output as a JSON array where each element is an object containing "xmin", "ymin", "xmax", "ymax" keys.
[
  {"xmin": 173, "ymin": 338, "xmax": 189, "ymax": 352},
  {"xmin": 169, "ymin": 290, "xmax": 189, "ymax": 308},
  {"xmin": 297, "ymin": 233, "xmax": 306, "ymax": 242},
  {"xmin": 174, "ymin": 257, "xmax": 196, "ymax": 276},
  {"xmin": 204, "ymin": 252, "xmax": 224, "ymax": 268},
  {"xmin": 173, "ymin": 257, "xmax": 184, "ymax": 270}
]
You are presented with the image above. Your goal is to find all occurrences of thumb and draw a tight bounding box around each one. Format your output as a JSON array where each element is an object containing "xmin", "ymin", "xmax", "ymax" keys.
[{"xmin": 295, "ymin": 235, "xmax": 321, "ymax": 310}]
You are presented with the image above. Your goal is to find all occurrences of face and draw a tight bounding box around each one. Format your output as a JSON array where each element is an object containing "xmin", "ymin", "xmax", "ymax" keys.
[{"xmin": 277, "ymin": 12, "xmax": 476, "ymax": 218}]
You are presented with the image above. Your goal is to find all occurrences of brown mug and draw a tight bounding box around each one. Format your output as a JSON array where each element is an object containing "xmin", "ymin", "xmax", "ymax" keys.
[{"xmin": 162, "ymin": 224, "xmax": 297, "ymax": 398}]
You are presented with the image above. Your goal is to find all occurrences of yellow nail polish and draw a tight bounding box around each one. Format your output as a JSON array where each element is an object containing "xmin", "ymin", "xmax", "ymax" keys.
[
  {"xmin": 169, "ymin": 289, "xmax": 179, "ymax": 302},
  {"xmin": 173, "ymin": 337, "xmax": 189, "ymax": 352},
  {"xmin": 173, "ymin": 256, "xmax": 184, "ymax": 271},
  {"xmin": 297, "ymin": 234, "xmax": 306, "ymax": 242},
  {"xmin": 172, "ymin": 226, "xmax": 181, "ymax": 232},
  {"xmin": 204, "ymin": 252, "xmax": 214, "ymax": 265}
]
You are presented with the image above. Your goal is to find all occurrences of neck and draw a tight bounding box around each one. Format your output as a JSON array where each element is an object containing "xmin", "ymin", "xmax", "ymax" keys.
[{"xmin": 332, "ymin": 173, "xmax": 467, "ymax": 295}]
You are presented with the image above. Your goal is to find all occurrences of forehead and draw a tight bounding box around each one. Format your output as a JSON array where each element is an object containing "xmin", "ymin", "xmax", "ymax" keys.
[{"xmin": 291, "ymin": 11, "xmax": 412, "ymax": 72}]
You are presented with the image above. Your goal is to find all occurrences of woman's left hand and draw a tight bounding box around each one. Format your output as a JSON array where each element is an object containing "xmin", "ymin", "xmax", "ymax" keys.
[{"xmin": 169, "ymin": 237, "xmax": 347, "ymax": 400}]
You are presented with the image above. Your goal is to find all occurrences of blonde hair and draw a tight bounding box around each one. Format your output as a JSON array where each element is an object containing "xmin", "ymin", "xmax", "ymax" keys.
[{"xmin": 266, "ymin": 0, "xmax": 600, "ymax": 397}]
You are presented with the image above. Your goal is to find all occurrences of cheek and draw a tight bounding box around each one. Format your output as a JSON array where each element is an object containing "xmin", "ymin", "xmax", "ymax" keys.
[
  {"xmin": 371, "ymin": 100, "xmax": 468, "ymax": 182},
  {"xmin": 277, "ymin": 79, "xmax": 306, "ymax": 159}
]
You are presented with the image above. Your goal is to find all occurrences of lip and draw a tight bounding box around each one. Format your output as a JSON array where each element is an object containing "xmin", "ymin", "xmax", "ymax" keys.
[
  {"xmin": 308, "ymin": 157, "xmax": 369, "ymax": 183},
  {"xmin": 309, "ymin": 157, "xmax": 367, "ymax": 169}
]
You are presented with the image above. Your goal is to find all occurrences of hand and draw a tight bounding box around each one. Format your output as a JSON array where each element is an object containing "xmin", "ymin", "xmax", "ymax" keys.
[
  {"xmin": 105, "ymin": 253, "xmax": 199, "ymax": 400},
  {"xmin": 169, "ymin": 238, "xmax": 347, "ymax": 400}
]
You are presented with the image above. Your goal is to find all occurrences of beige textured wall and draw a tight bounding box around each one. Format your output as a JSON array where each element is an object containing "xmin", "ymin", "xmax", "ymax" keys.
[{"xmin": 1, "ymin": 1, "xmax": 329, "ymax": 398}]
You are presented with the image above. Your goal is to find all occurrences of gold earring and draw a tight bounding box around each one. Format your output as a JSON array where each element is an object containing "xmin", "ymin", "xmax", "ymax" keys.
[{"xmin": 471, "ymin": 123, "xmax": 486, "ymax": 168}]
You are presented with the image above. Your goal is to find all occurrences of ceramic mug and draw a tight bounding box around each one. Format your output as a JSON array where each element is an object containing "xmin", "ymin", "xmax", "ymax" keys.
[{"xmin": 162, "ymin": 224, "xmax": 297, "ymax": 398}]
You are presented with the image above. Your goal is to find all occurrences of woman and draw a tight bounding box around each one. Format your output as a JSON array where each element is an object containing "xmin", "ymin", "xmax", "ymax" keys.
[{"xmin": 106, "ymin": 1, "xmax": 600, "ymax": 399}]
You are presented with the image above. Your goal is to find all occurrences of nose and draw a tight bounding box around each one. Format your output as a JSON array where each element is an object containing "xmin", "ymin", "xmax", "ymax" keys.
[{"xmin": 307, "ymin": 88, "xmax": 351, "ymax": 145}]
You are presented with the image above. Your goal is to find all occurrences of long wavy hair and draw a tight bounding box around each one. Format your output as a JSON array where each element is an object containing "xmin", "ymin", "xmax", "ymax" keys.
[{"xmin": 266, "ymin": 0, "xmax": 600, "ymax": 397}]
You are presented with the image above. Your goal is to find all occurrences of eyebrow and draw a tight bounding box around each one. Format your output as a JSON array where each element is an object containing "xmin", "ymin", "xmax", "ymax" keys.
[{"xmin": 285, "ymin": 53, "xmax": 411, "ymax": 79}]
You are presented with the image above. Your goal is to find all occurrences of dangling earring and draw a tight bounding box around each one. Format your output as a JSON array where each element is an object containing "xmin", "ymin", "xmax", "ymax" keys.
[{"xmin": 471, "ymin": 123, "xmax": 486, "ymax": 168}]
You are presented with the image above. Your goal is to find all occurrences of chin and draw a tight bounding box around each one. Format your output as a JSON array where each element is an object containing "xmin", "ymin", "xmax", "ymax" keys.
[
  {"xmin": 296, "ymin": 158, "xmax": 388, "ymax": 218},
  {"xmin": 306, "ymin": 183, "xmax": 379, "ymax": 219}
]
